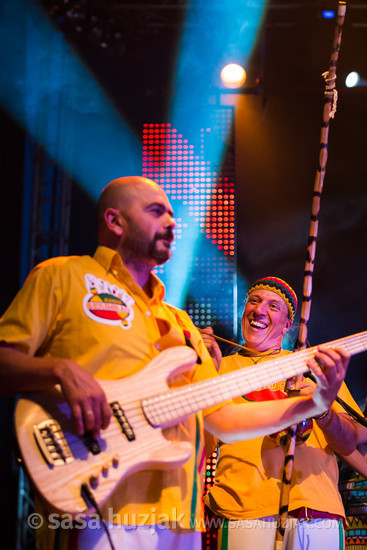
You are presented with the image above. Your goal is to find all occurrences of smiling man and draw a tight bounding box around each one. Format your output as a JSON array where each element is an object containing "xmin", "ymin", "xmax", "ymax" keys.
[
  {"xmin": 203, "ymin": 276, "xmax": 358, "ymax": 550},
  {"xmin": 241, "ymin": 278, "xmax": 295, "ymax": 353}
]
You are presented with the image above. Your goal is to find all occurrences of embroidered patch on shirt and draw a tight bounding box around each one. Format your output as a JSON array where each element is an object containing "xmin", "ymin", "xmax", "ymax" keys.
[{"xmin": 83, "ymin": 274, "xmax": 135, "ymax": 329}]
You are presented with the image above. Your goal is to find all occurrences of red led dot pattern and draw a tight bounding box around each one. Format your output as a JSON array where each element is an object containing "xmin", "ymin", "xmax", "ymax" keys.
[
  {"xmin": 203, "ymin": 450, "xmax": 219, "ymax": 550},
  {"xmin": 142, "ymin": 120, "xmax": 235, "ymax": 256}
]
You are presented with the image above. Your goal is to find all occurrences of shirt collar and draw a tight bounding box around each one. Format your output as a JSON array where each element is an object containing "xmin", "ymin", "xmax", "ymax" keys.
[
  {"xmin": 93, "ymin": 246, "xmax": 166, "ymax": 302},
  {"xmin": 93, "ymin": 245, "xmax": 122, "ymax": 272}
]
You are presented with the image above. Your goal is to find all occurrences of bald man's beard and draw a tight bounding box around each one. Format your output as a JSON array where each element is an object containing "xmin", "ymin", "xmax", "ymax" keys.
[
  {"xmin": 148, "ymin": 235, "xmax": 172, "ymax": 264},
  {"xmin": 123, "ymin": 231, "xmax": 172, "ymax": 265}
]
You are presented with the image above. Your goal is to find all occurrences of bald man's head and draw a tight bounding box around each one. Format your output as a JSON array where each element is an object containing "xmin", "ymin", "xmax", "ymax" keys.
[
  {"xmin": 97, "ymin": 177, "xmax": 160, "ymax": 236},
  {"xmin": 96, "ymin": 176, "xmax": 175, "ymax": 281}
]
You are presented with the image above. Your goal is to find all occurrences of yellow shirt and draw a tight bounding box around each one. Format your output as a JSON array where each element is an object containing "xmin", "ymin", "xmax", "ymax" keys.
[
  {"xmin": 205, "ymin": 350, "xmax": 359, "ymax": 520},
  {"xmin": 0, "ymin": 246, "xmax": 223, "ymax": 530}
]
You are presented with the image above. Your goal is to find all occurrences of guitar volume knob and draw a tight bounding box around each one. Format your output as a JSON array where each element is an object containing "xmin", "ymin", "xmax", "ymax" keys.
[
  {"xmin": 112, "ymin": 455, "xmax": 119, "ymax": 468},
  {"xmin": 89, "ymin": 473, "xmax": 99, "ymax": 488}
]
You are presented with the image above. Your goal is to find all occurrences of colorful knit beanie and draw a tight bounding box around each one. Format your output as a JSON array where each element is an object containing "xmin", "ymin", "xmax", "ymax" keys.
[{"xmin": 245, "ymin": 276, "xmax": 298, "ymax": 321}]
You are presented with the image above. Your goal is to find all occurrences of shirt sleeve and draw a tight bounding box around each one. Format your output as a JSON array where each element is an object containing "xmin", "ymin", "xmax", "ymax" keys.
[{"xmin": 0, "ymin": 262, "xmax": 61, "ymax": 356}]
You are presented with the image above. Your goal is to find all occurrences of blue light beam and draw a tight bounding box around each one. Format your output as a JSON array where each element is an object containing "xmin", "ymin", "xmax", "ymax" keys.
[
  {"xmin": 0, "ymin": 0, "xmax": 141, "ymax": 200},
  {"xmin": 170, "ymin": 0, "xmax": 267, "ymax": 144},
  {"xmin": 164, "ymin": 0, "xmax": 267, "ymax": 306}
]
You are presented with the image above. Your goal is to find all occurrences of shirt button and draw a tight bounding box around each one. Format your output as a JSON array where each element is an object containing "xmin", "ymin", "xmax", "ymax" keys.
[
  {"xmin": 146, "ymin": 311, "xmax": 151, "ymax": 317},
  {"xmin": 112, "ymin": 269, "xmax": 118, "ymax": 276}
]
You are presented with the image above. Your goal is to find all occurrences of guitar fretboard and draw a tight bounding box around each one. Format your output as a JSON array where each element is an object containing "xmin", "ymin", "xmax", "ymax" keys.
[{"xmin": 142, "ymin": 331, "xmax": 367, "ymax": 427}]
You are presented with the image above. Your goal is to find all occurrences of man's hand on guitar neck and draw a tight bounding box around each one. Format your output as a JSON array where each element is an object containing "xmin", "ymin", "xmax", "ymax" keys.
[
  {"xmin": 0, "ymin": 345, "xmax": 111, "ymax": 438},
  {"xmin": 306, "ymin": 345, "xmax": 351, "ymax": 416},
  {"xmin": 289, "ymin": 346, "xmax": 356, "ymax": 456},
  {"xmin": 204, "ymin": 344, "xmax": 351, "ymax": 443}
]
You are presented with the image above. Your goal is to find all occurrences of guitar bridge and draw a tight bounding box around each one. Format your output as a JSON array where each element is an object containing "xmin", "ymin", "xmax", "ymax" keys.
[
  {"xmin": 110, "ymin": 401, "xmax": 135, "ymax": 441},
  {"xmin": 33, "ymin": 420, "xmax": 74, "ymax": 467}
]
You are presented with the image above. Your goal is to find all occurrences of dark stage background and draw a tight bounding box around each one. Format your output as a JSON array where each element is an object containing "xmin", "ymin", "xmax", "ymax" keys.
[{"xmin": 1, "ymin": 1, "xmax": 366, "ymax": 548}]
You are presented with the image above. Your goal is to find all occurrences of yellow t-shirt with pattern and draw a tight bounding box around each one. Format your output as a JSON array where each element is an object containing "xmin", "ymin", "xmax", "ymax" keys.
[
  {"xmin": 0, "ymin": 246, "xmax": 225, "ymax": 530},
  {"xmin": 205, "ymin": 350, "xmax": 359, "ymax": 520}
]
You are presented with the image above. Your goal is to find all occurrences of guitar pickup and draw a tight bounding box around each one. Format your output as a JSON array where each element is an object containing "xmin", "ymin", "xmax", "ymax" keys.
[
  {"xmin": 110, "ymin": 401, "xmax": 135, "ymax": 441},
  {"xmin": 33, "ymin": 420, "xmax": 74, "ymax": 467}
]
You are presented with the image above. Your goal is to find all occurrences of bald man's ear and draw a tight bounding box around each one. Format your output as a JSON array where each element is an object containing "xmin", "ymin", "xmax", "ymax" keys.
[{"xmin": 104, "ymin": 208, "xmax": 124, "ymax": 236}]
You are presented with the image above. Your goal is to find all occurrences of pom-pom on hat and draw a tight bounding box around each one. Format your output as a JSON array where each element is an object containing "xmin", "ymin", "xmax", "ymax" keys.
[{"xmin": 245, "ymin": 276, "xmax": 298, "ymax": 321}]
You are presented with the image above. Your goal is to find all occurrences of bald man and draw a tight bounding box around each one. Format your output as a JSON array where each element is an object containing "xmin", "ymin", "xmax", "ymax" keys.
[{"xmin": 0, "ymin": 177, "xmax": 350, "ymax": 550}]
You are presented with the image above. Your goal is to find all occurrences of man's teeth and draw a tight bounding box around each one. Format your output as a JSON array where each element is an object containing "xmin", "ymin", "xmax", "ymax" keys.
[{"xmin": 250, "ymin": 320, "xmax": 267, "ymax": 329}]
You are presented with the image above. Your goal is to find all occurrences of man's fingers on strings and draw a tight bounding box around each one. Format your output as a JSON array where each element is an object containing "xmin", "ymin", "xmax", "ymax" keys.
[
  {"xmin": 101, "ymin": 400, "xmax": 112, "ymax": 429},
  {"xmin": 82, "ymin": 405, "xmax": 95, "ymax": 431},
  {"xmin": 71, "ymin": 402, "xmax": 85, "ymax": 436},
  {"xmin": 316, "ymin": 345, "xmax": 350, "ymax": 375},
  {"xmin": 308, "ymin": 346, "xmax": 350, "ymax": 390},
  {"xmin": 307, "ymin": 358, "xmax": 326, "ymax": 386}
]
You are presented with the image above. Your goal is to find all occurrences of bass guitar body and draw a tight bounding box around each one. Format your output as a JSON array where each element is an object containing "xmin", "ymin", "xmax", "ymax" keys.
[{"xmin": 15, "ymin": 346, "xmax": 197, "ymax": 517}]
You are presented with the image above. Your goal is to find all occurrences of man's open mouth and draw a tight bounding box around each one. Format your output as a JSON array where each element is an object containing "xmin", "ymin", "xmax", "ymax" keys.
[{"xmin": 249, "ymin": 320, "xmax": 268, "ymax": 329}]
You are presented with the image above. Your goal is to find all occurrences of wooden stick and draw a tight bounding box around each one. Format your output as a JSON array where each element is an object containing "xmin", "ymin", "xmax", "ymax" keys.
[
  {"xmin": 210, "ymin": 333, "xmax": 248, "ymax": 351},
  {"xmin": 274, "ymin": 4, "xmax": 347, "ymax": 548}
]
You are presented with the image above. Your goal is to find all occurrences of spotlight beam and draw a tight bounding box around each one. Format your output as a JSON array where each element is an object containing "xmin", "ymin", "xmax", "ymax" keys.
[{"xmin": 0, "ymin": 0, "xmax": 141, "ymax": 201}]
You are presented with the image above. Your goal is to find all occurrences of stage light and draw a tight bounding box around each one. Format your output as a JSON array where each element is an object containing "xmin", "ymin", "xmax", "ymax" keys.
[
  {"xmin": 345, "ymin": 72, "xmax": 360, "ymax": 88},
  {"xmin": 322, "ymin": 10, "xmax": 335, "ymax": 19},
  {"xmin": 220, "ymin": 63, "xmax": 247, "ymax": 89}
]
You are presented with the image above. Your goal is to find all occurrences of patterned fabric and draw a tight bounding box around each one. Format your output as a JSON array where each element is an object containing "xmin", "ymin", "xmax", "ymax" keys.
[
  {"xmin": 339, "ymin": 467, "xmax": 367, "ymax": 549},
  {"xmin": 245, "ymin": 276, "xmax": 298, "ymax": 321}
]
